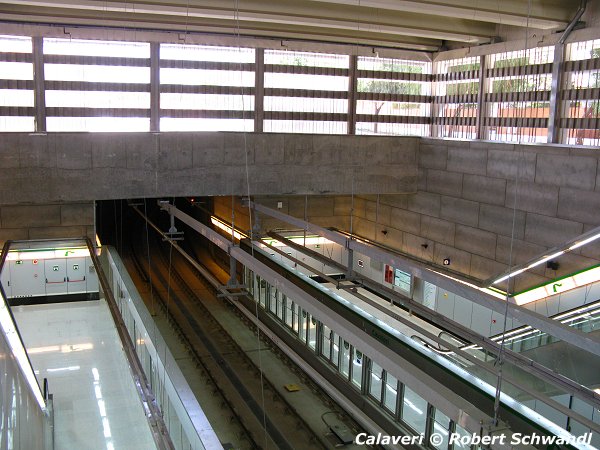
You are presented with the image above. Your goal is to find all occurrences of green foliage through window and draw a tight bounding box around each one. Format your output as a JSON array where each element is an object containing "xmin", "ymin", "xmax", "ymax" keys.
[
  {"xmin": 493, "ymin": 56, "xmax": 529, "ymax": 68},
  {"xmin": 448, "ymin": 62, "xmax": 481, "ymax": 73}
]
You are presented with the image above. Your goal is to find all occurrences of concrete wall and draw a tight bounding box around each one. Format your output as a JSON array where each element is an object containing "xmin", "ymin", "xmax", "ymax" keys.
[
  {"xmin": 0, "ymin": 202, "xmax": 95, "ymax": 244},
  {"xmin": 0, "ymin": 132, "xmax": 418, "ymax": 204},
  {"xmin": 252, "ymin": 139, "xmax": 600, "ymax": 293},
  {"xmin": 4, "ymin": 130, "xmax": 600, "ymax": 293}
]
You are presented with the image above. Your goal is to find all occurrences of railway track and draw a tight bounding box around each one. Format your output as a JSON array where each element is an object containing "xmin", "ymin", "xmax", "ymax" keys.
[
  {"xmin": 128, "ymin": 231, "xmax": 331, "ymax": 450},
  {"xmin": 128, "ymin": 235, "xmax": 257, "ymax": 449}
]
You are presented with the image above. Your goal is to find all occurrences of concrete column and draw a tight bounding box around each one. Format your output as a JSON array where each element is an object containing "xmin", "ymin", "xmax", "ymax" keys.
[
  {"xmin": 254, "ymin": 48, "xmax": 264, "ymax": 133},
  {"xmin": 32, "ymin": 36, "xmax": 46, "ymax": 132},
  {"xmin": 150, "ymin": 42, "xmax": 160, "ymax": 132},
  {"xmin": 548, "ymin": 43, "xmax": 564, "ymax": 144},
  {"xmin": 475, "ymin": 55, "xmax": 486, "ymax": 140},
  {"xmin": 347, "ymin": 55, "xmax": 358, "ymax": 135}
]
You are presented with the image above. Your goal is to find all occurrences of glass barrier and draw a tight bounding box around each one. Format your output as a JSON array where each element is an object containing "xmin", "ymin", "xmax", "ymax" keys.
[
  {"xmin": 0, "ymin": 282, "xmax": 53, "ymax": 449},
  {"xmin": 102, "ymin": 247, "xmax": 222, "ymax": 450}
]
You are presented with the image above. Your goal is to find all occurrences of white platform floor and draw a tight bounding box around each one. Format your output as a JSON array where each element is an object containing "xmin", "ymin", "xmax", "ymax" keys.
[{"xmin": 12, "ymin": 300, "xmax": 157, "ymax": 450}]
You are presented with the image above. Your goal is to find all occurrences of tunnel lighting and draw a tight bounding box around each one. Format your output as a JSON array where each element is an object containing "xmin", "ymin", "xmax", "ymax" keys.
[
  {"xmin": 210, "ymin": 216, "xmax": 246, "ymax": 240},
  {"xmin": 261, "ymin": 235, "xmax": 332, "ymax": 248}
]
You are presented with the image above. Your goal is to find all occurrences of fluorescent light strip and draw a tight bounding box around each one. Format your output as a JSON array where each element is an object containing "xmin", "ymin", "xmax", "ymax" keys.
[
  {"xmin": 210, "ymin": 217, "xmax": 246, "ymax": 240},
  {"xmin": 493, "ymin": 267, "xmax": 528, "ymax": 285},
  {"xmin": 569, "ymin": 233, "xmax": 600, "ymax": 251},
  {"xmin": 492, "ymin": 231, "xmax": 600, "ymax": 286},
  {"xmin": 6, "ymin": 247, "xmax": 90, "ymax": 261},
  {"xmin": 525, "ymin": 251, "xmax": 565, "ymax": 270}
]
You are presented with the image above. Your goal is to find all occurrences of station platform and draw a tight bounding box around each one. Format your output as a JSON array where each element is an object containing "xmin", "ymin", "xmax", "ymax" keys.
[{"xmin": 11, "ymin": 299, "xmax": 156, "ymax": 450}]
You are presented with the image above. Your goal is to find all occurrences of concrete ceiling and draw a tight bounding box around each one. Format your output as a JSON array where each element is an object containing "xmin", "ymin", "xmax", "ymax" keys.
[{"xmin": 0, "ymin": 0, "xmax": 578, "ymax": 51}]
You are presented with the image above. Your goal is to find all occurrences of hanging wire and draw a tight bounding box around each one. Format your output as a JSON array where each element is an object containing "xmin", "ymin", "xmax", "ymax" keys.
[
  {"xmin": 492, "ymin": 0, "xmax": 532, "ymax": 428},
  {"xmin": 143, "ymin": 198, "xmax": 155, "ymax": 316},
  {"xmin": 233, "ymin": 0, "xmax": 270, "ymax": 447}
]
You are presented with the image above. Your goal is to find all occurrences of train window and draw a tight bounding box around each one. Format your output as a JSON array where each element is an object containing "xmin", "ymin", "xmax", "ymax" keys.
[
  {"xmin": 402, "ymin": 386, "xmax": 427, "ymax": 434},
  {"xmin": 432, "ymin": 409, "xmax": 451, "ymax": 449},
  {"xmin": 369, "ymin": 361, "xmax": 384, "ymax": 401},
  {"xmin": 352, "ymin": 348, "xmax": 363, "ymax": 388},
  {"xmin": 340, "ymin": 340, "xmax": 351, "ymax": 378},
  {"xmin": 321, "ymin": 325, "xmax": 332, "ymax": 360},
  {"xmin": 453, "ymin": 424, "xmax": 472, "ymax": 450},
  {"xmin": 384, "ymin": 372, "xmax": 398, "ymax": 414},
  {"xmin": 331, "ymin": 332, "xmax": 340, "ymax": 368},
  {"xmin": 308, "ymin": 316, "xmax": 317, "ymax": 350}
]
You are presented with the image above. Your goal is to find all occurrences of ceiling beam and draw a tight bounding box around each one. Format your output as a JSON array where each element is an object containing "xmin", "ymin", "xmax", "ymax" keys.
[
  {"xmin": 0, "ymin": 5, "xmax": 442, "ymax": 51},
  {"xmin": 0, "ymin": 0, "xmax": 497, "ymax": 45},
  {"xmin": 303, "ymin": 0, "xmax": 574, "ymax": 29}
]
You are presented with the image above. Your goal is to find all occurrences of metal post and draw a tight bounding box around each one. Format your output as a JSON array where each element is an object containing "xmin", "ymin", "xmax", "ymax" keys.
[
  {"xmin": 254, "ymin": 48, "xmax": 264, "ymax": 133},
  {"xmin": 346, "ymin": 246, "xmax": 354, "ymax": 279},
  {"xmin": 548, "ymin": 43, "xmax": 564, "ymax": 144},
  {"xmin": 32, "ymin": 36, "xmax": 46, "ymax": 132},
  {"xmin": 347, "ymin": 54, "xmax": 358, "ymax": 135},
  {"xmin": 475, "ymin": 55, "xmax": 486, "ymax": 140},
  {"xmin": 169, "ymin": 210, "xmax": 177, "ymax": 234},
  {"xmin": 227, "ymin": 254, "xmax": 237, "ymax": 287},
  {"xmin": 150, "ymin": 42, "xmax": 160, "ymax": 132}
]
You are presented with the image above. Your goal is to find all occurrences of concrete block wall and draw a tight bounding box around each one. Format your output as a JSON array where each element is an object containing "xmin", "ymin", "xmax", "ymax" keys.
[
  {"xmin": 0, "ymin": 133, "xmax": 419, "ymax": 204},
  {"xmin": 336, "ymin": 140, "xmax": 600, "ymax": 292},
  {"xmin": 0, "ymin": 202, "xmax": 95, "ymax": 244},
  {"xmin": 214, "ymin": 195, "xmax": 351, "ymax": 237}
]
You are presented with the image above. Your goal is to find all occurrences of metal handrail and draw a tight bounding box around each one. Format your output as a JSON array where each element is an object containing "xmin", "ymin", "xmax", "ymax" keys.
[{"xmin": 85, "ymin": 237, "xmax": 175, "ymax": 450}]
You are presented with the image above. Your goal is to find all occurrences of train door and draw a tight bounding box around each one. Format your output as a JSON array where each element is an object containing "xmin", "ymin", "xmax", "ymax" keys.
[
  {"xmin": 0, "ymin": 263, "xmax": 11, "ymax": 298},
  {"xmin": 11, "ymin": 259, "xmax": 45, "ymax": 297},
  {"xmin": 44, "ymin": 258, "xmax": 67, "ymax": 296},
  {"xmin": 67, "ymin": 257, "xmax": 87, "ymax": 293}
]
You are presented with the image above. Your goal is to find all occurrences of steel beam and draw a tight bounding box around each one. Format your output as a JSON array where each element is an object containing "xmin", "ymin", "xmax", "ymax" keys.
[
  {"xmin": 155, "ymin": 202, "xmax": 496, "ymax": 438},
  {"xmin": 250, "ymin": 201, "xmax": 600, "ymax": 358}
]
